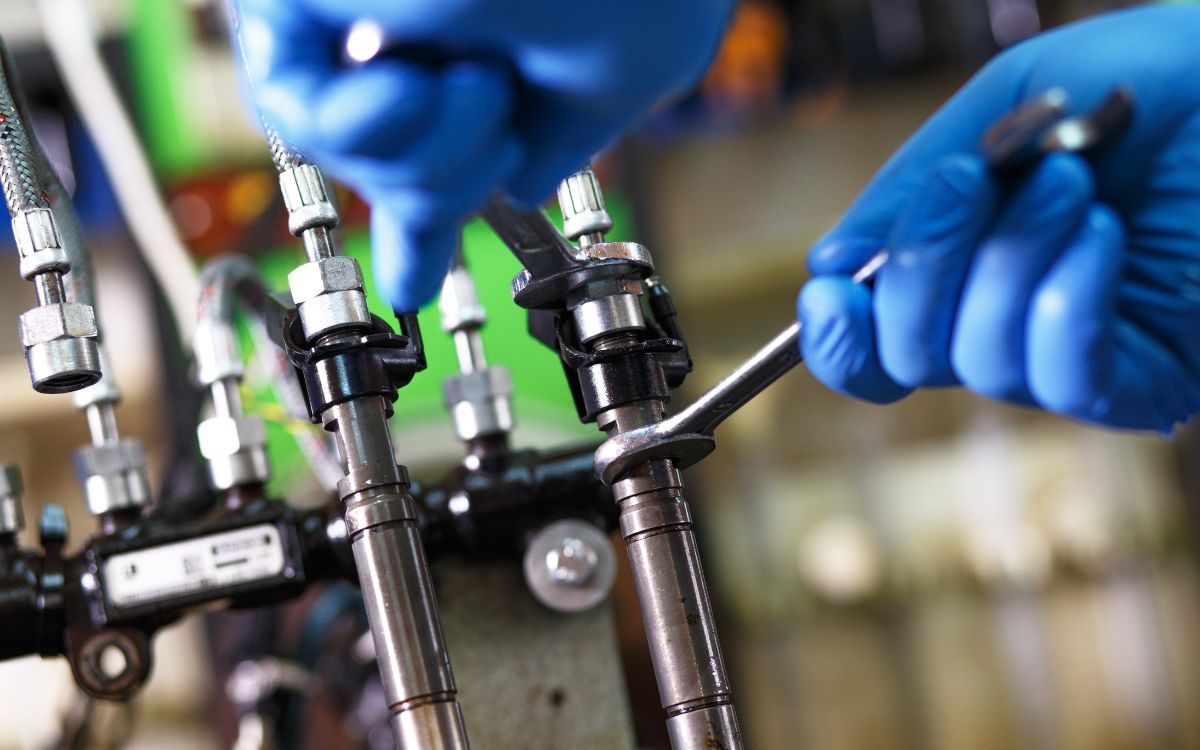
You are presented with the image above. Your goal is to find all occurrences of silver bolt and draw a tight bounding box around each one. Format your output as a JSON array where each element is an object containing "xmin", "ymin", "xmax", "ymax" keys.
[{"xmin": 546, "ymin": 536, "xmax": 599, "ymax": 587}]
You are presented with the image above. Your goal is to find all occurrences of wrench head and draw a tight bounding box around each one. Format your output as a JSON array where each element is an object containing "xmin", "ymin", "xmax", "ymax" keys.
[{"xmin": 594, "ymin": 430, "xmax": 716, "ymax": 486}]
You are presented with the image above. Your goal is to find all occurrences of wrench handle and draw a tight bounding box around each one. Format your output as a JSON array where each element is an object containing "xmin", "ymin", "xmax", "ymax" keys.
[{"xmin": 667, "ymin": 320, "xmax": 802, "ymax": 438}]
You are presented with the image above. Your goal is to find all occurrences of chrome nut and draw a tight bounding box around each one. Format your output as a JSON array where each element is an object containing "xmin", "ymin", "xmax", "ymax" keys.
[
  {"xmin": 443, "ymin": 368, "xmax": 514, "ymax": 441},
  {"xmin": 287, "ymin": 256, "xmax": 363, "ymax": 305},
  {"xmin": 74, "ymin": 440, "xmax": 150, "ymax": 515},
  {"xmin": 197, "ymin": 415, "xmax": 270, "ymax": 489},
  {"xmin": 18, "ymin": 302, "xmax": 99, "ymax": 348},
  {"xmin": 75, "ymin": 440, "xmax": 146, "ymax": 478},
  {"xmin": 198, "ymin": 415, "xmax": 267, "ymax": 459}
]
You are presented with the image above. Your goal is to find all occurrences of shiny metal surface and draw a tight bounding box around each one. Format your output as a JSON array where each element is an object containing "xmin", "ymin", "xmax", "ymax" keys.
[
  {"xmin": 666, "ymin": 704, "xmax": 742, "ymax": 750},
  {"xmin": 522, "ymin": 519, "xmax": 616, "ymax": 613},
  {"xmin": 594, "ymin": 321, "xmax": 801, "ymax": 484},
  {"xmin": 600, "ymin": 400, "xmax": 742, "ymax": 749},
  {"xmin": 329, "ymin": 397, "xmax": 470, "ymax": 749},
  {"xmin": 557, "ymin": 166, "xmax": 613, "ymax": 244},
  {"xmin": 572, "ymin": 293, "xmax": 645, "ymax": 345},
  {"xmin": 390, "ymin": 696, "xmax": 470, "ymax": 750}
]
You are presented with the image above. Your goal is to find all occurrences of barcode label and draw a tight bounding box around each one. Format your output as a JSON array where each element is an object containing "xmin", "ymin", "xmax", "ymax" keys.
[{"xmin": 104, "ymin": 524, "xmax": 285, "ymax": 608}]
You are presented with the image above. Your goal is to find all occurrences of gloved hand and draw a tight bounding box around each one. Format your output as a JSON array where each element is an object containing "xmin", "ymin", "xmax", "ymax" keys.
[
  {"xmin": 798, "ymin": 4, "xmax": 1200, "ymax": 432},
  {"xmin": 234, "ymin": 0, "xmax": 733, "ymax": 311}
]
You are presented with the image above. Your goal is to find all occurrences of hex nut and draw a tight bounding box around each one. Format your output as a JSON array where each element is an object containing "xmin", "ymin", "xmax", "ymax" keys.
[
  {"xmin": 287, "ymin": 256, "xmax": 363, "ymax": 305},
  {"xmin": 19, "ymin": 303, "xmax": 98, "ymax": 347},
  {"xmin": 197, "ymin": 416, "xmax": 268, "ymax": 459},
  {"xmin": 74, "ymin": 440, "xmax": 146, "ymax": 479}
]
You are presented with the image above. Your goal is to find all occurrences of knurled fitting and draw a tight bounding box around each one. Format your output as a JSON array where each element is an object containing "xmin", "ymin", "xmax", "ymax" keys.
[
  {"xmin": 279, "ymin": 164, "xmax": 337, "ymax": 237},
  {"xmin": 557, "ymin": 167, "xmax": 613, "ymax": 243}
]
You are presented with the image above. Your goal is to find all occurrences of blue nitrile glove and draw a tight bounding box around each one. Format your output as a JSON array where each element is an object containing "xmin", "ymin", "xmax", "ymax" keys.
[
  {"xmin": 799, "ymin": 4, "xmax": 1200, "ymax": 432},
  {"xmin": 234, "ymin": 0, "xmax": 733, "ymax": 311}
]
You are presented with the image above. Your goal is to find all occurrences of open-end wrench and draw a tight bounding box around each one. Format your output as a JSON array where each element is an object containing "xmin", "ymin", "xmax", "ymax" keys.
[{"xmin": 592, "ymin": 86, "xmax": 1133, "ymax": 485}]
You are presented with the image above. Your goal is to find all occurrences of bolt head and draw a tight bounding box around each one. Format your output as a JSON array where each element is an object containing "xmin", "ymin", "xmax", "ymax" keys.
[{"xmin": 546, "ymin": 537, "xmax": 599, "ymax": 586}]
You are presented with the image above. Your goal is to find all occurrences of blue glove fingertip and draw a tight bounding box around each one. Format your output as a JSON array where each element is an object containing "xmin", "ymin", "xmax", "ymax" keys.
[
  {"xmin": 798, "ymin": 277, "xmax": 911, "ymax": 404},
  {"xmin": 370, "ymin": 208, "xmax": 460, "ymax": 312}
]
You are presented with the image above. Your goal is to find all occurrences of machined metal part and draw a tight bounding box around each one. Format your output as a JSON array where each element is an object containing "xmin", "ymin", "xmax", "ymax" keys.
[
  {"xmin": 443, "ymin": 369, "xmax": 513, "ymax": 442},
  {"xmin": 288, "ymin": 256, "xmax": 372, "ymax": 341},
  {"xmin": 0, "ymin": 463, "xmax": 24, "ymax": 535},
  {"xmin": 73, "ymin": 439, "xmax": 150, "ymax": 516},
  {"xmin": 595, "ymin": 322, "xmax": 802, "ymax": 484},
  {"xmin": 255, "ymin": 116, "xmax": 469, "ymax": 746},
  {"xmin": 193, "ymin": 317, "xmax": 245, "ymax": 387},
  {"xmin": 558, "ymin": 166, "xmax": 613, "ymax": 244},
  {"xmin": 481, "ymin": 195, "xmax": 654, "ymax": 309},
  {"xmin": 324, "ymin": 396, "xmax": 469, "ymax": 749},
  {"xmin": 496, "ymin": 166, "xmax": 746, "ymax": 748},
  {"xmin": 280, "ymin": 162, "xmax": 338, "ymax": 237},
  {"xmin": 522, "ymin": 519, "xmax": 616, "ymax": 613},
  {"xmin": 440, "ymin": 256, "xmax": 515, "ymax": 445},
  {"xmin": 198, "ymin": 413, "xmax": 271, "ymax": 491},
  {"xmin": 572, "ymin": 293, "xmax": 645, "ymax": 345},
  {"xmin": 440, "ymin": 263, "xmax": 487, "ymax": 332},
  {"xmin": 18, "ymin": 302, "xmax": 101, "ymax": 393}
]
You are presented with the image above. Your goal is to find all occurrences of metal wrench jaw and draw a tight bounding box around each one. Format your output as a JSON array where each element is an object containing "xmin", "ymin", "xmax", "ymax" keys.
[{"xmin": 593, "ymin": 425, "xmax": 715, "ymax": 486}]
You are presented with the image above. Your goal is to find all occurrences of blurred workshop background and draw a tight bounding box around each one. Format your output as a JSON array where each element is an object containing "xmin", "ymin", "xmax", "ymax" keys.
[{"xmin": 1, "ymin": 0, "xmax": 1199, "ymax": 748}]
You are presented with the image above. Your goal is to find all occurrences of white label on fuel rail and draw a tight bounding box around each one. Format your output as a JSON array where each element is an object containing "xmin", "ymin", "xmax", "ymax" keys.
[{"xmin": 104, "ymin": 524, "xmax": 285, "ymax": 609}]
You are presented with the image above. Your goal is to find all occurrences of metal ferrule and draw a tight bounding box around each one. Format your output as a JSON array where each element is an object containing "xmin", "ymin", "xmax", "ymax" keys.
[
  {"xmin": 193, "ymin": 318, "xmax": 244, "ymax": 387},
  {"xmin": 279, "ymin": 164, "xmax": 338, "ymax": 236},
  {"xmin": 12, "ymin": 209, "xmax": 70, "ymax": 278},
  {"xmin": 74, "ymin": 439, "xmax": 150, "ymax": 516}
]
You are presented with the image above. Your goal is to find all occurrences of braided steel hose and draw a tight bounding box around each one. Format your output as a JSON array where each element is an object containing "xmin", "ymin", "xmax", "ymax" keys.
[
  {"xmin": 0, "ymin": 38, "xmax": 101, "ymax": 393},
  {"xmin": 262, "ymin": 122, "xmax": 307, "ymax": 173},
  {"xmin": 0, "ymin": 60, "xmax": 49, "ymax": 216}
]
